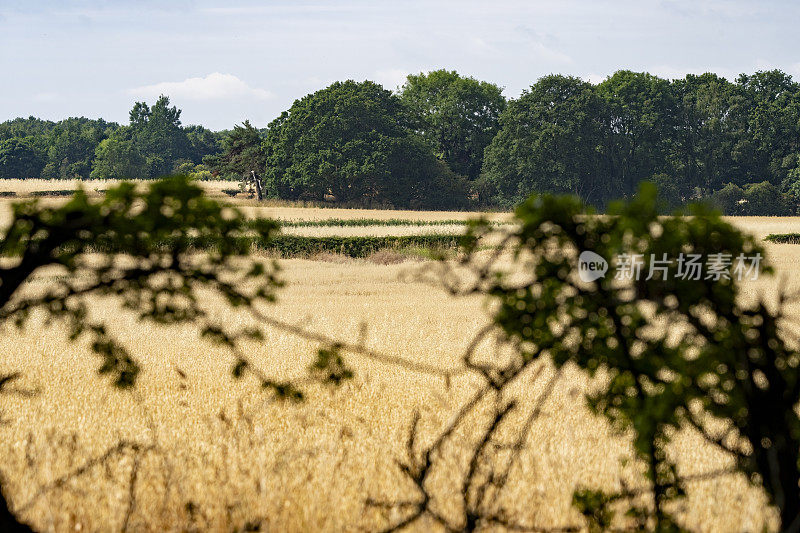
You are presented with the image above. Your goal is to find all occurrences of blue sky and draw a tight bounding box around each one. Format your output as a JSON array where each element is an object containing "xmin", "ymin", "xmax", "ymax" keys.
[{"xmin": 1, "ymin": 0, "xmax": 798, "ymax": 130}]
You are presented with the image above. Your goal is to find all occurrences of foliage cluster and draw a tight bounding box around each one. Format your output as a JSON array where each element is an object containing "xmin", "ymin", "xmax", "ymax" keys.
[{"xmin": 416, "ymin": 183, "xmax": 800, "ymax": 530}]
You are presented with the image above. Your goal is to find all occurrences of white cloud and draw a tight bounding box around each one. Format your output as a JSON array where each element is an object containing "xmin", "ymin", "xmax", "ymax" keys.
[{"xmin": 127, "ymin": 73, "xmax": 272, "ymax": 102}]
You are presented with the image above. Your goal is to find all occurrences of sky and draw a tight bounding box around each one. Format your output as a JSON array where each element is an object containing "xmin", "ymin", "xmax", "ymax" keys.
[{"xmin": 1, "ymin": 0, "xmax": 799, "ymax": 131}]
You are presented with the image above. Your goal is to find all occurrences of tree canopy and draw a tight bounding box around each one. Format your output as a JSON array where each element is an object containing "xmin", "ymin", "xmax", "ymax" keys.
[
  {"xmin": 0, "ymin": 137, "xmax": 46, "ymax": 180},
  {"xmin": 376, "ymin": 184, "xmax": 798, "ymax": 531},
  {"xmin": 203, "ymin": 120, "xmax": 265, "ymax": 180},
  {"xmin": 480, "ymin": 75, "xmax": 606, "ymax": 207},
  {"xmin": 127, "ymin": 96, "xmax": 192, "ymax": 178},
  {"xmin": 400, "ymin": 69, "xmax": 506, "ymax": 181},
  {"xmin": 89, "ymin": 137, "xmax": 145, "ymax": 180},
  {"xmin": 262, "ymin": 80, "xmax": 467, "ymax": 208},
  {"xmin": 41, "ymin": 118, "xmax": 117, "ymax": 180},
  {"xmin": 0, "ymin": 101, "xmax": 222, "ymax": 182}
]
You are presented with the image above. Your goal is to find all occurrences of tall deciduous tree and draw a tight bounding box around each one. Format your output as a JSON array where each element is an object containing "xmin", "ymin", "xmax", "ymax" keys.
[
  {"xmin": 0, "ymin": 137, "xmax": 46, "ymax": 179},
  {"xmin": 89, "ymin": 136, "xmax": 145, "ymax": 180},
  {"xmin": 400, "ymin": 69, "xmax": 506, "ymax": 181},
  {"xmin": 128, "ymin": 96, "xmax": 191, "ymax": 178},
  {"xmin": 480, "ymin": 75, "xmax": 607, "ymax": 207},
  {"xmin": 672, "ymin": 73, "xmax": 741, "ymax": 195},
  {"xmin": 263, "ymin": 80, "xmax": 465, "ymax": 208},
  {"xmin": 204, "ymin": 120, "xmax": 265, "ymax": 180},
  {"xmin": 734, "ymin": 70, "xmax": 800, "ymax": 188},
  {"xmin": 264, "ymin": 80, "xmax": 406, "ymax": 202},
  {"xmin": 597, "ymin": 70, "xmax": 678, "ymax": 198}
]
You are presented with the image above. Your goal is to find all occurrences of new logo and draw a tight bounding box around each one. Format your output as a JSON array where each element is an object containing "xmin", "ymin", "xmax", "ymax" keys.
[{"xmin": 578, "ymin": 250, "xmax": 608, "ymax": 282}]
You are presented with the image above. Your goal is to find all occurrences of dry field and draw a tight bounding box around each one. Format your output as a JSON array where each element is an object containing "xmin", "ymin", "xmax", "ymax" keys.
[
  {"xmin": 0, "ymin": 179, "xmax": 514, "ymax": 234},
  {"xmin": 1, "ymin": 183, "xmax": 799, "ymax": 531},
  {"xmin": 0, "ymin": 179, "xmax": 237, "ymax": 198}
]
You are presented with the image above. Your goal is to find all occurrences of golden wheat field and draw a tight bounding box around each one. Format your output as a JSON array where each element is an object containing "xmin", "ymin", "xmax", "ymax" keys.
[{"xmin": 2, "ymin": 184, "xmax": 800, "ymax": 531}]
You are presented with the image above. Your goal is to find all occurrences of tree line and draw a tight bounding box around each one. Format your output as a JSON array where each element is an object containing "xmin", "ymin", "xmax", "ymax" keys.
[
  {"xmin": 0, "ymin": 98, "xmax": 220, "ymax": 182},
  {"xmin": 2, "ymin": 69, "xmax": 800, "ymax": 213}
]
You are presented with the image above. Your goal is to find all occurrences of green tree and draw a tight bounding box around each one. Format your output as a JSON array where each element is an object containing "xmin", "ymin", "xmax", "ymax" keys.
[
  {"xmin": 204, "ymin": 120, "xmax": 265, "ymax": 180},
  {"xmin": 480, "ymin": 75, "xmax": 607, "ymax": 207},
  {"xmin": 735, "ymin": 70, "xmax": 800, "ymax": 188},
  {"xmin": 263, "ymin": 80, "xmax": 463, "ymax": 207},
  {"xmin": 383, "ymin": 134, "xmax": 470, "ymax": 209},
  {"xmin": 597, "ymin": 71, "xmax": 678, "ymax": 198},
  {"xmin": 784, "ymin": 158, "xmax": 800, "ymax": 200},
  {"xmin": 400, "ymin": 69, "xmax": 506, "ymax": 181},
  {"xmin": 377, "ymin": 184, "xmax": 800, "ymax": 531},
  {"xmin": 128, "ymin": 96, "xmax": 191, "ymax": 178},
  {"xmin": 649, "ymin": 173, "xmax": 682, "ymax": 212},
  {"xmin": 672, "ymin": 73, "xmax": 741, "ymax": 195},
  {"xmin": 478, "ymin": 186, "xmax": 798, "ymax": 529},
  {"xmin": 710, "ymin": 182, "xmax": 746, "ymax": 215},
  {"xmin": 743, "ymin": 181, "xmax": 793, "ymax": 215},
  {"xmin": 0, "ymin": 117, "xmax": 55, "ymax": 142},
  {"xmin": 263, "ymin": 80, "xmax": 406, "ymax": 202},
  {"xmin": 89, "ymin": 136, "xmax": 145, "ymax": 180},
  {"xmin": 0, "ymin": 176, "xmax": 283, "ymax": 530},
  {"xmin": 0, "ymin": 137, "xmax": 46, "ymax": 179},
  {"xmin": 184, "ymin": 124, "xmax": 222, "ymax": 166},
  {"xmin": 41, "ymin": 118, "xmax": 116, "ymax": 180}
]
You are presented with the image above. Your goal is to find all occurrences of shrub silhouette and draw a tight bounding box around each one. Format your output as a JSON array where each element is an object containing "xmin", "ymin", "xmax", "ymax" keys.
[
  {"xmin": 0, "ymin": 175, "xmax": 284, "ymax": 530},
  {"xmin": 374, "ymin": 184, "xmax": 799, "ymax": 532}
]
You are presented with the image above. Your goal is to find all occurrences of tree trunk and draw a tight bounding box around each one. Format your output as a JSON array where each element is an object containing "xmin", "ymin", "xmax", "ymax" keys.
[{"xmin": 251, "ymin": 171, "xmax": 263, "ymax": 201}]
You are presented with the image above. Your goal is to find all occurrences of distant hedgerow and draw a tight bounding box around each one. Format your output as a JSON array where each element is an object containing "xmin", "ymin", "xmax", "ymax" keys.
[
  {"xmin": 262, "ymin": 234, "xmax": 468, "ymax": 258},
  {"xmin": 765, "ymin": 233, "xmax": 800, "ymax": 244},
  {"xmin": 276, "ymin": 218, "xmax": 509, "ymax": 228}
]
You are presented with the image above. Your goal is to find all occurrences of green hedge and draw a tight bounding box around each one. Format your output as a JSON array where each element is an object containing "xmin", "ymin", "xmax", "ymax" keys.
[
  {"xmin": 64, "ymin": 233, "xmax": 471, "ymax": 258},
  {"xmin": 765, "ymin": 233, "xmax": 800, "ymax": 244},
  {"xmin": 260, "ymin": 234, "xmax": 467, "ymax": 257},
  {"xmin": 276, "ymin": 218, "xmax": 507, "ymax": 228}
]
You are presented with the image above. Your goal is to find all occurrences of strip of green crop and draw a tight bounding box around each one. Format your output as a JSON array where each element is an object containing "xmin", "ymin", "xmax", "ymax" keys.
[
  {"xmin": 765, "ymin": 233, "xmax": 800, "ymax": 244},
  {"xmin": 260, "ymin": 234, "xmax": 468, "ymax": 257},
  {"xmin": 274, "ymin": 218, "xmax": 509, "ymax": 228},
  {"xmin": 33, "ymin": 234, "xmax": 472, "ymax": 259}
]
